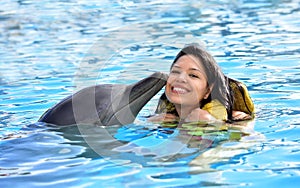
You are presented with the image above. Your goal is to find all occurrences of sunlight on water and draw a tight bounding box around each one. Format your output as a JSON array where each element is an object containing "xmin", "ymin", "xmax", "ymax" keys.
[{"xmin": 0, "ymin": 0, "xmax": 300, "ymax": 187}]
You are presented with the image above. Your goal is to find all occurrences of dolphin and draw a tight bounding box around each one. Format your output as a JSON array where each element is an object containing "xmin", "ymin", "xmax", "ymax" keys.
[{"xmin": 38, "ymin": 72, "xmax": 167, "ymax": 126}]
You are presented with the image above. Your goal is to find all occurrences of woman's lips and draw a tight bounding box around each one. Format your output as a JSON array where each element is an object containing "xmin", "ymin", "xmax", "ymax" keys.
[{"xmin": 171, "ymin": 86, "xmax": 189, "ymax": 94}]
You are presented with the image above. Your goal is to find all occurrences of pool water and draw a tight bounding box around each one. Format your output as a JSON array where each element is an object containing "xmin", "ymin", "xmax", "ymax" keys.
[{"xmin": 1, "ymin": 0, "xmax": 300, "ymax": 187}]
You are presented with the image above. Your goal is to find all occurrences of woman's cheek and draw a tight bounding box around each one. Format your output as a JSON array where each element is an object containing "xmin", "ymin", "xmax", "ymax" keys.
[{"xmin": 165, "ymin": 77, "xmax": 174, "ymax": 93}]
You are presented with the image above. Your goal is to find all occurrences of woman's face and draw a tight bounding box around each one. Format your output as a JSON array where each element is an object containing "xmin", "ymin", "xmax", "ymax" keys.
[{"xmin": 165, "ymin": 55, "xmax": 211, "ymax": 109}]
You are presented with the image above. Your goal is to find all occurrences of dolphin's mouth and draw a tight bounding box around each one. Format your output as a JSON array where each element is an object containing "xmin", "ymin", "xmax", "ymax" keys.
[
  {"xmin": 103, "ymin": 72, "xmax": 167, "ymax": 126},
  {"xmin": 128, "ymin": 72, "xmax": 167, "ymax": 104}
]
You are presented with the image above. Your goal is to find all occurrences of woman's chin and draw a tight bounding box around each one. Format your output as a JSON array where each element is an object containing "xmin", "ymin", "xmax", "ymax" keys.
[{"xmin": 166, "ymin": 96, "xmax": 184, "ymax": 105}]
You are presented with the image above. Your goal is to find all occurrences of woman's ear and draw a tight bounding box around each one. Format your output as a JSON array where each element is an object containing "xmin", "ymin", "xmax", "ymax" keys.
[{"xmin": 204, "ymin": 84, "xmax": 214, "ymax": 99}]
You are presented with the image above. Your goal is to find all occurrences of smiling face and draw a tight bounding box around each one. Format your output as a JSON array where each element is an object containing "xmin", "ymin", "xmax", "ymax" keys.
[{"xmin": 165, "ymin": 55, "xmax": 211, "ymax": 113}]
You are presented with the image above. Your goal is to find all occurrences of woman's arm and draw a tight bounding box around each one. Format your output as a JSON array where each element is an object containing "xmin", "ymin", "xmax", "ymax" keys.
[
  {"xmin": 184, "ymin": 108, "xmax": 216, "ymax": 122},
  {"xmin": 148, "ymin": 113, "xmax": 179, "ymax": 123},
  {"xmin": 232, "ymin": 110, "xmax": 252, "ymax": 121}
]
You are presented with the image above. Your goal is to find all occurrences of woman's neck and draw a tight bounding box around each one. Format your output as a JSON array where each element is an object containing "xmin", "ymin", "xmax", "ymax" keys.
[{"xmin": 174, "ymin": 104, "xmax": 199, "ymax": 120}]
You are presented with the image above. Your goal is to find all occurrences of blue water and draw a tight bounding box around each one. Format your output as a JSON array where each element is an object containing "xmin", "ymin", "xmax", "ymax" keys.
[{"xmin": 1, "ymin": 0, "xmax": 300, "ymax": 187}]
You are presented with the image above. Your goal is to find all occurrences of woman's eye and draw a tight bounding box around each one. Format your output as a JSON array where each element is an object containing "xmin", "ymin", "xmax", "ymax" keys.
[
  {"xmin": 170, "ymin": 70, "xmax": 180, "ymax": 74},
  {"xmin": 189, "ymin": 74, "xmax": 199, "ymax": 78}
]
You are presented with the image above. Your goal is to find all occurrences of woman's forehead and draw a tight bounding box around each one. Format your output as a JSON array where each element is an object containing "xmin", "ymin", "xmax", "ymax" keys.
[{"xmin": 172, "ymin": 55, "xmax": 204, "ymax": 71}]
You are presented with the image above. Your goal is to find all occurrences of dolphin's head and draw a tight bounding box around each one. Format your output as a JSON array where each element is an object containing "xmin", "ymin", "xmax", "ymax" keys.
[
  {"xmin": 102, "ymin": 72, "xmax": 168, "ymax": 126},
  {"xmin": 39, "ymin": 72, "xmax": 168, "ymax": 126}
]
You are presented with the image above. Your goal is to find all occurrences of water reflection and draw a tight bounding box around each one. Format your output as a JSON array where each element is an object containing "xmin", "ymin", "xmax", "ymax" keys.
[
  {"xmin": 0, "ymin": 0, "xmax": 300, "ymax": 187},
  {"xmin": 0, "ymin": 118, "xmax": 264, "ymax": 186}
]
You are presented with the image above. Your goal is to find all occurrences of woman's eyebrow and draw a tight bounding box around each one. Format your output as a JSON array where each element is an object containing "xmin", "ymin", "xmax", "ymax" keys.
[
  {"xmin": 189, "ymin": 68, "xmax": 202, "ymax": 72},
  {"xmin": 172, "ymin": 65, "xmax": 203, "ymax": 73},
  {"xmin": 172, "ymin": 65, "xmax": 181, "ymax": 69}
]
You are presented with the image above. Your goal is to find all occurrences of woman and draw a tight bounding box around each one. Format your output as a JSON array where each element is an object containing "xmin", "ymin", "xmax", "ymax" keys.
[{"xmin": 150, "ymin": 44, "xmax": 254, "ymax": 123}]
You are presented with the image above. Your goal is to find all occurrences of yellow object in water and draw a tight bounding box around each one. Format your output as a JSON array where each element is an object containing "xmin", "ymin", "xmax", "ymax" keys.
[
  {"xmin": 229, "ymin": 78, "xmax": 255, "ymax": 117},
  {"xmin": 202, "ymin": 99, "xmax": 228, "ymax": 121}
]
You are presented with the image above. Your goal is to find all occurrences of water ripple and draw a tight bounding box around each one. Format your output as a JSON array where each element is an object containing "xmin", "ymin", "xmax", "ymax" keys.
[{"xmin": 0, "ymin": 0, "xmax": 300, "ymax": 187}]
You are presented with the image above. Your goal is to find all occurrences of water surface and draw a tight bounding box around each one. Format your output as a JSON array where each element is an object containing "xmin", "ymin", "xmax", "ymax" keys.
[{"xmin": 0, "ymin": 0, "xmax": 300, "ymax": 187}]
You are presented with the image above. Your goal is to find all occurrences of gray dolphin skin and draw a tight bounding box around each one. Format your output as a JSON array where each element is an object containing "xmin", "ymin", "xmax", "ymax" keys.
[{"xmin": 38, "ymin": 72, "xmax": 167, "ymax": 126}]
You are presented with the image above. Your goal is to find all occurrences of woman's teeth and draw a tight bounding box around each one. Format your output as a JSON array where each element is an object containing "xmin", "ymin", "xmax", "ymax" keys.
[{"xmin": 172, "ymin": 87, "xmax": 188, "ymax": 94}]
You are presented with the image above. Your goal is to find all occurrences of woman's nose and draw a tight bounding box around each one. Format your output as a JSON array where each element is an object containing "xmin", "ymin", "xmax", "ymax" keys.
[{"xmin": 176, "ymin": 72, "xmax": 187, "ymax": 82}]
